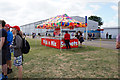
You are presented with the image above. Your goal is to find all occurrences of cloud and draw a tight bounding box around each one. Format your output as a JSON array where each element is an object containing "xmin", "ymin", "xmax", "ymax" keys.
[
  {"xmin": 89, "ymin": 5, "xmax": 101, "ymax": 11},
  {"xmin": 111, "ymin": 5, "xmax": 118, "ymax": 11},
  {"xmin": 0, "ymin": 0, "xmax": 119, "ymax": 27},
  {"xmin": 102, "ymin": 13, "xmax": 118, "ymax": 28},
  {"xmin": 103, "ymin": 4, "xmax": 118, "ymax": 28},
  {"xmin": 102, "ymin": 20, "xmax": 118, "ymax": 28}
]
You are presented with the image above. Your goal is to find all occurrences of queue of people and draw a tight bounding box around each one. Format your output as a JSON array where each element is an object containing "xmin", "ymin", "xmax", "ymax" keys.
[
  {"xmin": 88, "ymin": 33, "xmax": 95, "ymax": 41},
  {"xmin": 75, "ymin": 31, "xmax": 84, "ymax": 47},
  {"xmin": 32, "ymin": 32, "xmax": 36, "ymax": 39},
  {"xmin": 63, "ymin": 30, "xmax": 84, "ymax": 49},
  {"xmin": 0, "ymin": 20, "xmax": 23, "ymax": 80}
]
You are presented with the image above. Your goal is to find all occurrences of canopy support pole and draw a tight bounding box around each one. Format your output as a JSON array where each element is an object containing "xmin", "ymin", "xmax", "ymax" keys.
[
  {"xmin": 86, "ymin": 27, "xmax": 88, "ymax": 40},
  {"xmin": 45, "ymin": 29, "xmax": 46, "ymax": 47},
  {"xmin": 60, "ymin": 26, "xmax": 62, "ymax": 52},
  {"xmin": 40, "ymin": 29, "xmax": 42, "ymax": 45}
]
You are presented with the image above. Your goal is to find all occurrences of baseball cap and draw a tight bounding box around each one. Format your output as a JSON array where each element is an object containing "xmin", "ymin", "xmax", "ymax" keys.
[
  {"xmin": 12, "ymin": 25, "xmax": 20, "ymax": 31},
  {"xmin": 5, "ymin": 24, "xmax": 12, "ymax": 29}
]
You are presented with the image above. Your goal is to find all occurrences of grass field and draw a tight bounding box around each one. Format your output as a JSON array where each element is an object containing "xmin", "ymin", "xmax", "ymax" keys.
[{"xmin": 8, "ymin": 38, "xmax": 119, "ymax": 78}]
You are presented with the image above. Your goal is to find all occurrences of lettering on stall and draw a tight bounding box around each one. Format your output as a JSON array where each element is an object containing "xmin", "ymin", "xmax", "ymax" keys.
[
  {"xmin": 61, "ymin": 41, "xmax": 66, "ymax": 47},
  {"xmin": 43, "ymin": 40, "xmax": 48, "ymax": 45},
  {"xmin": 51, "ymin": 41, "xmax": 56, "ymax": 46},
  {"xmin": 61, "ymin": 41, "xmax": 78, "ymax": 47},
  {"xmin": 43, "ymin": 40, "xmax": 57, "ymax": 46},
  {"xmin": 70, "ymin": 41, "xmax": 78, "ymax": 46}
]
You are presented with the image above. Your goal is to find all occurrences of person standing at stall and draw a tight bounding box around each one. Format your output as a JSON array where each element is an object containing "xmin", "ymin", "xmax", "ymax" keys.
[
  {"xmin": 78, "ymin": 31, "xmax": 84, "ymax": 47},
  {"xmin": 88, "ymin": 33, "xmax": 92, "ymax": 41},
  {"xmin": 46, "ymin": 31, "xmax": 48, "ymax": 36},
  {"xmin": 64, "ymin": 31, "xmax": 71, "ymax": 49},
  {"xmin": 75, "ymin": 32, "xmax": 79, "ymax": 39},
  {"xmin": 4, "ymin": 24, "xmax": 13, "ymax": 74},
  {"xmin": 53, "ymin": 31, "xmax": 55, "ymax": 37}
]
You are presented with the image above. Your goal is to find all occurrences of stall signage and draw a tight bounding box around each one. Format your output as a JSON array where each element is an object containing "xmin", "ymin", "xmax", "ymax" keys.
[
  {"xmin": 61, "ymin": 41, "xmax": 78, "ymax": 47},
  {"xmin": 41, "ymin": 38, "xmax": 78, "ymax": 49},
  {"xmin": 43, "ymin": 40, "xmax": 57, "ymax": 47},
  {"xmin": 51, "ymin": 41, "xmax": 57, "ymax": 46}
]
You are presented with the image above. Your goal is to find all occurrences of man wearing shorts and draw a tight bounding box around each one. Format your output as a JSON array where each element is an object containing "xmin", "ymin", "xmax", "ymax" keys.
[
  {"xmin": 0, "ymin": 20, "xmax": 8, "ymax": 79},
  {"xmin": 4, "ymin": 24, "xmax": 13, "ymax": 74}
]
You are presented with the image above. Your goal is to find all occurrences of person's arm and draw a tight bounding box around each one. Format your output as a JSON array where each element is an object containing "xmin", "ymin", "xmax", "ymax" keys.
[
  {"xmin": 0, "ymin": 37, "xmax": 5, "ymax": 50},
  {"xmin": 116, "ymin": 42, "xmax": 120, "ymax": 49},
  {"xmin": 63, "ymin": 34, "xmax": 66, "ymax": 40},
  {"xmin": 11, "ymin": 36, "xmax": 21, "ymax": 49},
  {"xmin": 0, "ymin": 29, "xmax": 7, "ymax": 50},
  {"xmin": 64, "ymin": 34, "xmax": 65, "ymax": 39},
  {"xmin": 7, "ymin": 33, "xmax": 13, "ymax": 44},
  {"xmin": 7, "ymin": 33, "xmax": 10, "ymax": 44},
  {"xmin": 79, "ymin": 35, "xmax": 81, "ymax": 39}
]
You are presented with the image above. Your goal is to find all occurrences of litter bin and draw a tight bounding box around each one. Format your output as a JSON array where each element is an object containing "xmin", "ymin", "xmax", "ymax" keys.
[{"xmin": 109, "ymin": 35, "xmax": 112, "ymax": 39}]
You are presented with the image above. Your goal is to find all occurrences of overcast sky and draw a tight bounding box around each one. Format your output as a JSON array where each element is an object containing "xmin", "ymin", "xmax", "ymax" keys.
[{"xmin": 0, "ymin": 0, "xmax": 119, "ymax": 28}]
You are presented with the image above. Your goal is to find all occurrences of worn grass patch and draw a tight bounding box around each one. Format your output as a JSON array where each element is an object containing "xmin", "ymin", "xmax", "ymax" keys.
[{"xmin": 8, "ymin": 38, "xmax": 119, "ymax": 78}]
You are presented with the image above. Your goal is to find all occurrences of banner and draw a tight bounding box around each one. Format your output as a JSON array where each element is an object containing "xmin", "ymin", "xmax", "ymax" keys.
[{"xmin": 41, "ymin": 38, "xmax": 78, "ymax": 49}]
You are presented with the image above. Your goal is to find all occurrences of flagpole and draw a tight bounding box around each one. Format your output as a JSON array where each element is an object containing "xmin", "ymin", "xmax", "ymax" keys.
[{"xmin": 85, "ymin": 16, "xmax": 88, "ymax": 41}]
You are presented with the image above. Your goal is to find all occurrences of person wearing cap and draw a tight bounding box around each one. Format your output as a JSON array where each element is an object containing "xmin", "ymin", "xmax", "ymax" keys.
[
  {"xmin": 0, "ymin": 20, "xmax": 8, "ymax": 79},
  {"xmin": 4, "ymin": 24, "xmax": 13, "ymax": 74},
  {"xmin": 10, "ymin": 25, "xmax": 23, "ymax": 79}
]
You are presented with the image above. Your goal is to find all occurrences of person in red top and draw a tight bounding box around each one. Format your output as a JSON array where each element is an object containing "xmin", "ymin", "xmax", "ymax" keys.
[
  {"xmin": 64, "ymin": 31, "xmax": 71, "ymax": 49},
  {"xmin": 53, "ymin": 31, "xmax": 55, "ymax": 37}
]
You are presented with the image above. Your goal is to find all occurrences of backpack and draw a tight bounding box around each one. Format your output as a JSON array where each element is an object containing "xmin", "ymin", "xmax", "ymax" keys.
[{"xmin": 21, "ymin": 38, "xmax": 30, "ymax": 54}]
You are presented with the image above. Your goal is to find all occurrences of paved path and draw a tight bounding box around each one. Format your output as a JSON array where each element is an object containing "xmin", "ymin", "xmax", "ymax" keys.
[{"xmin": 83, "ymin": 40, "xmax": 116, "ymax": 49}]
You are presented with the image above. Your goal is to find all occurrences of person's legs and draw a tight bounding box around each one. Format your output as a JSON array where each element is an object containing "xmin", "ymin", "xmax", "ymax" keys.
[
  {"xmin": 2, "ymin": 57, "xmax": 8, "ymax": 79},
  {"xmin": 2, "ymin": 64, "xmax": 7, "ymax": 76},
  {"xmin": 7, "ymin": 60, "xmax": 12, "ymax": 69},
  {"xmin": 14, "ymin": 55, "xmax": 23, "ymax": 79},
  {"xmin": 2, "ymin": 50, "xmax": 7, "ymax": 78},
  {"xmin": 17, "ymin": 65, "xmax": 22, "ymax": 80},
  {"xmin": 7, "ymin": 47, "xmax": 12, "ymax": 68},
  {"xmin": 7, "ymin": 60, "xmax": 12, "ymax": 74},
  {"xmin": 80, "ymin": 42, "xmax": 82, "ymax": 47},
  {"xmin": 68, "ymin": 40, "xmax": 71, "ymax": 49},
  {"xmin": 106, "ymin": 36, "xmax": 108, "ymax": 39},
  {"xmin": 66, "ymin": 40, "xmax": 69, "ymax": 49},
  {"xmin": 6, "ymin": 47, "xmax": 12, "ymax": 74},
  {"xmin": 90, "ymin": 37, "xmax": 91, "ymax": 41},
  {"xmin": 65, "ymin": 40, "xmax": 68, "ymax": 49}
]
